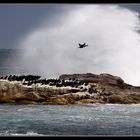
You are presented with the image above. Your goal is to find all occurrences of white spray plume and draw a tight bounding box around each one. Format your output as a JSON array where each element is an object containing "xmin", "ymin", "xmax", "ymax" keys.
[{"xmin": 14, "ymin": 4, "xmax": 140, "ymax": 86}]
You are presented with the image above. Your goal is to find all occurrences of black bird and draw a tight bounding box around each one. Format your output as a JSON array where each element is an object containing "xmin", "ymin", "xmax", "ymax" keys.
[{"xmin": 78, "ymin": 43, "xmax": 88, "ymax": 48}]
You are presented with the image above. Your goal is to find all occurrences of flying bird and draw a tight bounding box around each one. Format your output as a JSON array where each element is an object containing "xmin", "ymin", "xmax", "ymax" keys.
[{"xmin": 78, "ymin": 43, "xmax": 88, "ymax": 48}]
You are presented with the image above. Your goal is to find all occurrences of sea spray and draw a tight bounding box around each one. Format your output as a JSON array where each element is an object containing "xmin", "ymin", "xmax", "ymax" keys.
[{"xmin": 13, "ymin": 5, "xmax": 140, "ymax": 86}]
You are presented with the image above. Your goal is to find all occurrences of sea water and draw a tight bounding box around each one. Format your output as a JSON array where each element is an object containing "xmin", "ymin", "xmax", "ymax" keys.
[{"xmin": 0, "ymin": 104, "xmax": 140, "ymax": 136}]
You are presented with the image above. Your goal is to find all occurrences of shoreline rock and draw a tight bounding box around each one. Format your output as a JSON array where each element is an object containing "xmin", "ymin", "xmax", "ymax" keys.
[{"xmin": 1, "ymin": 73, "xmax": 140, "ymax": 105}]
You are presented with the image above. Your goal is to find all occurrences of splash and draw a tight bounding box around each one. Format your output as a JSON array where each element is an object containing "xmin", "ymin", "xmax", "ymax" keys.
[
  {"xmin": 14, "ymin": 4, "xmax": 140, "ymax": 86},
  {"xmin": 0, "ymin": 131, "xmax": 44, "ymax": 136}
]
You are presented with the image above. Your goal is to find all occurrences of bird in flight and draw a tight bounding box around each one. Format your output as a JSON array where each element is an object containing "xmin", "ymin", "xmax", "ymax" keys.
[{"xmin": 78, "ymin": 43, "xmax": 88, "ymax": 48}]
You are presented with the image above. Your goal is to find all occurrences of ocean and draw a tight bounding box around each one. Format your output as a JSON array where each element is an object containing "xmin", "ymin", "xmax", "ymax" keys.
[
  {"xmin": 0, "ymin": 104, "xmax": 140, "ymax": 136},
  {"xmin": 0, "ymin": 49, "xmax": 140, "ymax": 136}
]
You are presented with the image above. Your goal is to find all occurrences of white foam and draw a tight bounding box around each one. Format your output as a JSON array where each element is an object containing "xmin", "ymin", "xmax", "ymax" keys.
[{"xmin": 0, "ymin": 131, "xmax": 44, "ymax": 136}]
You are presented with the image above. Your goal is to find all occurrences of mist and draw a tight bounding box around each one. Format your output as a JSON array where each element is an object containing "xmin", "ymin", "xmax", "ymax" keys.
[{"xmin": 13, "ymin": 4, "xmax": 140, "ymax": 86}]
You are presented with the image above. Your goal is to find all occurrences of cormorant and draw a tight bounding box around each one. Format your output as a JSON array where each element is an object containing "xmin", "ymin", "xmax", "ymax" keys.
[{"xmin": 78, "ymin": 43, "xmax": 88, "ymax": 48}]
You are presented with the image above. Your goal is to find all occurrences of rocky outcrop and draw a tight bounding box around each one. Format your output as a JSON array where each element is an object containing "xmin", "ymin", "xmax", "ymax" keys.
[
  {"xmin": 59, "ymin": 73, "xmax": 125, "ymax": 86},
  {"xmin": 1, "ymin": 73, "xmax": 140, "ymax": 104}
]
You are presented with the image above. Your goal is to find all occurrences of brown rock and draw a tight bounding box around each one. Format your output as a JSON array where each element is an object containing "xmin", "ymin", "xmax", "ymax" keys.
[
  {"xmin": 12, "ymin": 92, "xmax": 43, "ymax": 102},
  {"xmin": 17, "ymin": 100, "xmax": 37, "ymax": 104},
  {"xmin": 0, "ymin": 92, "xmax": 14, "ymax": 103},
  {"xmin": 49, "ymin": 97, "xmax": 68, "ymax": 105},
  {"xmin": 107, "ymin": 94, "xmax": 134, "ymax": 104},
  {"xmin": 59, "ymin": 73, "xmax": 125, "ymax": 86},
  {"xmin": 75, "ymin": 99, "xmax": 105, "ymax": 104},
  {"xmin": 1, "ymin": 72, "xmax": 140, "ymax": 105}
]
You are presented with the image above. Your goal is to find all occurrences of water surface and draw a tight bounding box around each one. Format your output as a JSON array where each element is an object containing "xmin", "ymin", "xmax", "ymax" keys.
[{"xmin": 0, "ymin": 104, "xmax": 140, "ymax": 136}]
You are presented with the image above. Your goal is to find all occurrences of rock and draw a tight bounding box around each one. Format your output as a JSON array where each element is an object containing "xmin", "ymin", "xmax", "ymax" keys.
[
  {"xmin": 1, "ymin": 72, "xmax": 140, "ymax": 105},
  {"xmin": 0, "ymin": 96, "xmax": 15, "ymax": 103},
  {"xmin": 17, "ymin": 100, "xmax": 37, "ymax": 104},
  {"xmin": 59, "ymin": 73, "xmax": 125, "ymax": 86},
  {"xmin": 107, "ymin": 94, "xmax": 135, "ymax": 104},
  {"xmin": 12, "ymin": 92, "xmax": 44, "ymax": 102},
  {"xmin": 49, "ymin": 97, "xmax": 68, "ymax": 105},
  {"xmin": 75, "ymin": 99, "xmax": 105, "ymax": 104}
]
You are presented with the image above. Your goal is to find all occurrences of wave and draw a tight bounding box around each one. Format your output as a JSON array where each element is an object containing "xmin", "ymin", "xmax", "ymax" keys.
[{"xmin": 0, "ymin": 131, "xmax": 45, "ymax": 136}]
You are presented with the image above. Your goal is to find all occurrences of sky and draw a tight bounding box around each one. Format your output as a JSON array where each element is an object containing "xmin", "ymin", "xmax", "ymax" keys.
[
  {"xmin": 0, "ymin": 4, "xmax": 66, "ymax": 49},
  {"xmin": 1, "ymin": 4, "xmax": 140, "ymax": 86},
  {"xmin": 0, "ymin": 4, "xmax": 139, "ymax": 49}
]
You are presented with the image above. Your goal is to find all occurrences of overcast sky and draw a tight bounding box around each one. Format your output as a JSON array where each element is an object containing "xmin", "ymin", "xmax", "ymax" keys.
[
  {"xmin": 0, "ymin": 4, "xmax": 66, "ymax": 49},
  {"xmin": 0, "ymin": 4, "xmax": 140, "ymax": 49}
]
